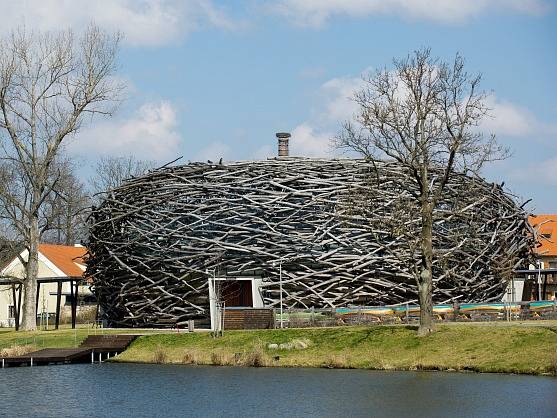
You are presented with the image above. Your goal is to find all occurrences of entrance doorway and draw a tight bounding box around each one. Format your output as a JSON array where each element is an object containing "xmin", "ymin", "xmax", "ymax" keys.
[
  {"xmin": 207, "ymin": 277, "xmax": 264, "ymax": 330},
  {"xmin": 221, "ymin": 281, "xmax": 253, "ymax": 307}
]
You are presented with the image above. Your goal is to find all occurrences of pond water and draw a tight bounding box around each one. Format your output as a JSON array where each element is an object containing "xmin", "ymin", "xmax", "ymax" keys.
[{"xmin": 0, "ymin": 364, "xmax": 555, "ymax": 417}]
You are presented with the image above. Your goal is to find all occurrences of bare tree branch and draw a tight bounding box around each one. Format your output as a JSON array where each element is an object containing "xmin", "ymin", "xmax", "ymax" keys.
[
  {"xmin": 334, "ymin": 48, "xmax": 511, "ymax": 336},
  {"xmin": 0, "ymin": 24, "xmax": 123, "ymax": 331}
]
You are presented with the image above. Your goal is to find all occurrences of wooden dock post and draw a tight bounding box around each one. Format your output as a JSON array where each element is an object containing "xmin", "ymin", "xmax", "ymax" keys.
[{"xmin": 0, "ymin": 335, "xmax": 136, "ymax": 368}]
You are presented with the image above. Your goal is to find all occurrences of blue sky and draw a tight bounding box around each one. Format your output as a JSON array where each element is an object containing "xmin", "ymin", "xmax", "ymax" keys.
[{"xmin": 3, "ymin": 1, "xmax": 556, "ymax": 211}]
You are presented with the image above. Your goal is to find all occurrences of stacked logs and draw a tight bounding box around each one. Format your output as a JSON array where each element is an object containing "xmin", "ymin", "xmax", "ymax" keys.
[{"xmin": 86, "ymin": 158, "xmax": 535, "ymax": 327}]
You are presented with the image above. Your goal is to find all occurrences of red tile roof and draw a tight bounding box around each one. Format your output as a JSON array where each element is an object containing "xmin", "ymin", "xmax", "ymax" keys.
[
  {"xmin": 38, "ymin": 244, "xmax": 87, "ymax": 277},
  {"xmin": 529, "ymin": 214, "xmax": 557, "ymax": 257}
]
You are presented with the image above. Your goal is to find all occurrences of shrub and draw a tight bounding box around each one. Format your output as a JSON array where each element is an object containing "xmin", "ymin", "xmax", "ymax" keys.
[
  {"xmin": 243, "ymin": 350, "xmax": 265, "ymax": 367},
  {"xmin": 210, "ymin": 351, "xmax": 224, "ymax": 365},
  {"xmin": 323, "ymin": 355, "xmax": 346, "ymax": 369},
  {"xmin": 551, "ymin": 351, "xmax": 557, "ymax": 376},
  {"xmin": 153, "ymin": 346, "xmax": 167, "ymax": 364},
  {"xmin": 182, "ymin": 351, "xmax": 195, "ymax": 364}
]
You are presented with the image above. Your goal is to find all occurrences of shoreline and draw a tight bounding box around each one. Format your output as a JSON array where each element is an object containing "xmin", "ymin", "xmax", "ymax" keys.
[
  {"xmin": 111, "ymin": 324, "xmax": 557, "ymax": 376},
  {"xmin": 109, "ymin": 358, "xmax": 557, "ymax": 377},
  {"xmin": 1, "ymin": 323, "xmax": 555, "ymax": 376}
]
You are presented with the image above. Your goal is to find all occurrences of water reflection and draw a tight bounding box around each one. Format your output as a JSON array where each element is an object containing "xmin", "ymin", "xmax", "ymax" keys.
[{"xmin": 0, "ymin": 364, "xmax": 555, "ymax": 417}]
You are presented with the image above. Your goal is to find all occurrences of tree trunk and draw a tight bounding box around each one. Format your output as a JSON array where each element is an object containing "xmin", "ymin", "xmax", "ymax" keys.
[
  {"xmin": 20, "ymin": 213, "xmax": 40, "ymax": 331},
  {"xmin": 417, "ymin": 202, "xmax": 434, "ymax": 336}
]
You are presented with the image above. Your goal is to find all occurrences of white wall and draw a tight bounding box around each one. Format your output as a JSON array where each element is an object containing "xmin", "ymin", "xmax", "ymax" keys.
[
  {"xmin": 0, "ymin": 251, "xmax": 68, "ymax": 327},
  {"xmin": 501, "ymin": 278, "xmax": 525, "ymax": 303}
]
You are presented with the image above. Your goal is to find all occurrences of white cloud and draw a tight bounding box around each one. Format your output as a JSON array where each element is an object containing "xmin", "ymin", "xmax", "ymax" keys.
[
  {"xmin": 285, "ymin": 73, "xmax": 366, "ymax": 158},
  {"xmin": 257, "ymin": 66, "xmax": 556, "ymax": 161},
  {"xmin": 481, "ymin": 96, "xmax": 535, "ymax": 137},
  {"xmin": 255, "ymin": 73, "xmax": 364, "ymax": 159},
  {"xmin": 289, "ymin": 124, "xmax": 334, "ymax": 157},
  {"xmin": 194, "ymin": 141, "xmax": 231, "ymax": 162},
  {"xmin": 316, "ymin": 72, "xmax": 552, "ymax": 141},
  {"xmin": 253, "ymin": 144, "xmax": 275, "ymax": 160},
  {"xmin": 253, "ymin": 125, "xmax": 335, "ymax": 159},
  {"xmin": 269, "ymin": 0, "xmax": 550, "ymax": 27},
  {"xmin": 68, "ymin": 101, "xmax": 182, "ymax": 160},
  {"xmin": 318, "ymin": 75, "xmax": 365, "ymax": 122},
  {"xmin": 481, "ymin": 95, "xmax": 557, "ymax": 138},
  {"xmin": 279, "ymin": 68, "xmax": 557, "ymax": 160},
  {"xmin": 1, "ymin": 0, "xmax": 239, "ymax": 46}
]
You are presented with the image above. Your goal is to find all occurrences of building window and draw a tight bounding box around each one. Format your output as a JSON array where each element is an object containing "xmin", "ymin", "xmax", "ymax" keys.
[{"xmin": 8, "ymin": 305, "xmax": 15, "ymax": 319}]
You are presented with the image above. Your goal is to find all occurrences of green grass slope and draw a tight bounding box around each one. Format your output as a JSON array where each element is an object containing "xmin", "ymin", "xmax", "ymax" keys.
[{"xmin": 115, "ymin": 325, "xmax": 557, "ymax": 375}]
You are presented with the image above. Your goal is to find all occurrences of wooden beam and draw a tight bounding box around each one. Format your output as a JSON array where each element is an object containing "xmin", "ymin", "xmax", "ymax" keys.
[
  {"xmin": 11, "ymin": 284, "xmax": 19, "ymax": 331},
  {"xmin": 55, "ymin": 281, "xmax": 62, "ymax": 330},
  {"xmin": 17, "ymin": 284, "xmax": 22, "ymax": 330},
  {"xmin": 70, "ymin": 280, "xmax": 77, "ymax": 329}
]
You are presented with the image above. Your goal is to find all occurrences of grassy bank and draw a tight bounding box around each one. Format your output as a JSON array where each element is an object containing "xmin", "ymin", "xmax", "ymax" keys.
[
  {"xmin": 114, "ymin": 324, "xmax": 557, "ymax": 375},
  {"xmin": 0, "ymin": 326, "xmax": 160, "ymax": 355}
]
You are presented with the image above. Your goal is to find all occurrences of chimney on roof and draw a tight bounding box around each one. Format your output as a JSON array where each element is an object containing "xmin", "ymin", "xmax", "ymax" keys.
[{"xmin": 276, "ymin": 132, "xmax": 291, "ymax": 157}]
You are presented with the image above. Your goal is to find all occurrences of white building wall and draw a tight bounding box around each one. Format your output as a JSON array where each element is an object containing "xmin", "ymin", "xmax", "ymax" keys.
[
  {"xmin": 0, "ymin": 253, "xmax": 66, "ymax": 327},
  {"xmin": 501, "ymin": 278, "xmax": 525, "ymax": 303}
]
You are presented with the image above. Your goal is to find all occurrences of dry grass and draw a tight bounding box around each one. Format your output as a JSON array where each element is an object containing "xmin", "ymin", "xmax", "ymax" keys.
[
  {"xmin": 147, "ymin": 347, "xmax": 271, "ymax": 367},
  {"xmin": 59, "ymin": 306, "xmax": 97, "ymax": 325},
  {"xmin": 115, "ymin": 324, "xmax": 557, "ymax": 375},
  {"xmin": 0, "ymin": 344, "xmax": 38, "ymax": 357},
  {"xmin": 210, "ymin": 351, "xmax": 225, "ymax": 365},
  {"xmin": 152, "ymin": 346, "xmax": 167, "ymax": 364},
  {"xmin": 243, "ymin": 349, "xmax": 266, "ymax": 367},
  {"xmin": 181, "ymin": 350, "xmax": 197, "ymax": 364},
  {"xmin": 323, "ymin": 355, "xmax": 347, "ymax": 369},
  {"xmin": 551, "ymin": 351, "xmax": 557, "ymax": 375}
]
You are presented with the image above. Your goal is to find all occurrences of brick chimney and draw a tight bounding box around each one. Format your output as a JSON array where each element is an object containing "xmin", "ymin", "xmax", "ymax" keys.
[{"xmin": 276, "ymin": 132, "xmax": 291, "ymax": 157}]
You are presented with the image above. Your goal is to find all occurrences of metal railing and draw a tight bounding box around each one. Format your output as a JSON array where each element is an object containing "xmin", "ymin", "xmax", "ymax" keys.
[{"xmin": 273, "ymin": 300, "xmax": 557, "ymax": 328}]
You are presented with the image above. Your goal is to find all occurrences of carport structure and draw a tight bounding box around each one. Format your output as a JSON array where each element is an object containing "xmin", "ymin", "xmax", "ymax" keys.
[{"xmin": 0, "ymin": 276, "xmax": 85, "ymax": 330}]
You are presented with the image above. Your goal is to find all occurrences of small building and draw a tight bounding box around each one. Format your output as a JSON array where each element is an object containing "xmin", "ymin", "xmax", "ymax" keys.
[
  {"xmin": 0, "ymin": 243, "xmax": 90, "ymax": 327},
  {"xmin": 87, "ymin": 134, "xmax": 533, "ymax": 328},
  {"xmin": 527, "ymin": 214, "xmax": 557, "ymax": 300}
]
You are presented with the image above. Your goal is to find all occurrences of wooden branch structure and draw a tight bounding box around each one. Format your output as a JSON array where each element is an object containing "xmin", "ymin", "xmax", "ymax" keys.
[{"xmin": 86, "ymin": 158, "xmax": 535, "ymax": 327}]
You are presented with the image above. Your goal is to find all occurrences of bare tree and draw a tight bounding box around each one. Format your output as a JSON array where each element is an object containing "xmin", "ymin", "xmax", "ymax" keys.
[
  {"xmin": 336, "ymin": 48, "xmax": 507, "ymax": 335},
  {"xmin": 0, "ymin": 25, "xmax": 122, "ymax": 330},
  {"xmin": 42, "ymin": 159, "xmax": 90, "ymax": 245},
  {"xmin": 0, "ymin": 157, "xmax": 89, "ymax": 247},
  {"xmin": 90, "ymin": 155, "xmax": 154, "ymax": 203}
]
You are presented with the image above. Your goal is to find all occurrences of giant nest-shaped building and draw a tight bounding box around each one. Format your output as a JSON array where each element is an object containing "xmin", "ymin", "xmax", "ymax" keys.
[{"xmin": 86, "ymin": 155, "xmax": 534, "ymax": 327}]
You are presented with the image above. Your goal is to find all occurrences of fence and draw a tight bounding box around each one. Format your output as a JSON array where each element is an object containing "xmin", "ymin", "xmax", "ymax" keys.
[{"xmin": 274, "ymin": 300, "xmax": 557, "ymax": 328}]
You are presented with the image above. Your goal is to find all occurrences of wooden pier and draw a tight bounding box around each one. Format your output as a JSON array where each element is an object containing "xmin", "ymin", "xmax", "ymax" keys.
[{"xmin": 1, "ymin": 334, "xmax": 136, "ymax": 368}]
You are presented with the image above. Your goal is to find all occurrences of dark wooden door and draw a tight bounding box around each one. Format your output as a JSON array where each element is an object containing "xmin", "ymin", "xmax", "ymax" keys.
[{"xmin": 221, "ymin": 281, "xmax": 253, "ymax": 307}]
